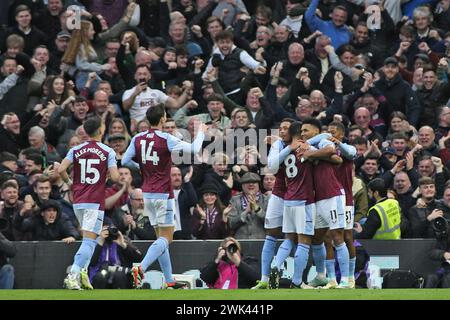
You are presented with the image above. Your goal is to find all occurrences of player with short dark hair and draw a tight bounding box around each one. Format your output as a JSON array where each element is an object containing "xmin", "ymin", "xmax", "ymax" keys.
[
  {"xmin": 306, "ymin": 121, "xmax": 357, "ymax": 288},
  {"xmin": 281, "ymin": 121, "xmax": 316, "ymax": 288},
  {"xmin": 57, "ymin": 116, "xmax": 119, "ymax": 290},
  {"xmin": 300, "ymin": 117, "xmax": 350, "ymax": 289},
  {"xmin": 252, "ymin": 118, "xmax": 295, "ymax": 289},
  {"xmin": 122, "ymin": 104, "xmax": 208, "ymax": 289}
]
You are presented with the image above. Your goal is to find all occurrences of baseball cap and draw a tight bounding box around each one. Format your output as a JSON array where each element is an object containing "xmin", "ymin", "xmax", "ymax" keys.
[
  {"xmin": 382, "ymin": 147, "xmax": 396, "ymax": 155},
  {"xmin": 384, "ymin": 57, "xmax": 398, "ymax": 67},
  {"xmin": 414, "ymin": 53, "xmax": 430, "ymax": 63},
  {"xmin": 57, "ymin": 31, "xmax": 71, "ymax": 39}
]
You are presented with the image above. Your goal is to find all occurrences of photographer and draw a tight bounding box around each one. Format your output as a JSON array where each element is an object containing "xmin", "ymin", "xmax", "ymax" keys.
[
  {"xmin": 200, "ymin": 237, "xmax": 259, "ymax": 289},
  {"xmin": 424, "ymin": 183, "xmax": 450, "ymax": 237},
  {"xmin": 425, "ymin": 185, "xmax": 450, "ymax": 288},
  {"xmin": 88, "ymin": 220, "xmax": 143, "ymax": 289}
]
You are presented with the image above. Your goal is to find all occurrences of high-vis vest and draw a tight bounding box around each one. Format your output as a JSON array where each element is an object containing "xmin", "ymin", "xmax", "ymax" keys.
[{"xmin": 370, "ymin": 199, "xmax": 401, "ymax": 240}]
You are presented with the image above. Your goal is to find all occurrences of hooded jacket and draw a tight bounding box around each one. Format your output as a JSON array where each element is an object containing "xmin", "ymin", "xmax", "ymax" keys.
[{"xmin": 13, "ymin": 200, "xmax": 79, "ymax": 241}]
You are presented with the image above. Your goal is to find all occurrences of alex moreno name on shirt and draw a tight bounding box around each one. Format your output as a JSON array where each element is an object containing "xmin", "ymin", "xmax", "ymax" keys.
[{"xmin": 74, "ymin": 147, "xmax": 107, "ymax": 161}]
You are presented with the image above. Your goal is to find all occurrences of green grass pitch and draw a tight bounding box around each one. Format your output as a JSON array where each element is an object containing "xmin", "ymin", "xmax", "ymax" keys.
[{"xmin": 1, "ymin": 289, "xmax": 450, "ymax": 300}]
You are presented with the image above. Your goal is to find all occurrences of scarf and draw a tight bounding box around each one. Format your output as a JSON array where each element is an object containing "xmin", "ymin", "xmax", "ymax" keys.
[
  {"xmin": 241, "ymin": 192, "xmax": 262, "ymax": 210},
  {"xmin": 206, "ymin": 207, "xmax": 219, "ymax": 229}
]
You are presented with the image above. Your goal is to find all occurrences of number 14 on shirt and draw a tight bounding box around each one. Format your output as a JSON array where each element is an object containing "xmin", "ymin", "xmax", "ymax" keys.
[{"xmin": 140, "ymin": 140, "xmax": 160, "ymax": 165}]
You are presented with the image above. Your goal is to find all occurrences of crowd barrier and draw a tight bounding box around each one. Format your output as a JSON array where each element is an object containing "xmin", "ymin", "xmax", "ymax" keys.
[{"xmin": 8, "ymin": 239, "xmax": 440, "ymax": 289}]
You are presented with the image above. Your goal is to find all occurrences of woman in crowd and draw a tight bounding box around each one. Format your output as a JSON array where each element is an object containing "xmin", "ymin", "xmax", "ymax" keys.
[{"xmin": 192, "ymin": 183, "xmax": 231, "ymax": 240}]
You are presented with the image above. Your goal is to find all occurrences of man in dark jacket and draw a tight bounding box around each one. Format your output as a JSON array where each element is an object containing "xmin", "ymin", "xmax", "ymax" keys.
[
  {"xmin": 0, "ymin": 54, "xmax": 34, "ymax": 121},
  {"xmin": 48, "ymin": 96, "xmax": 89, "ymax": 156},
  {"xmin": 13, "ymin": 199, "xmax": 79, "ymax": 242},
  {"xmin": 406, "ymin": 177, "xmax": 440, "ymax": 238},
  {"xmin": 304, "ymin": 34, "xmax": 331, "ymax": 84},
  {"xmin": 393, "ymin": 171, "xmax": 418, "ymax": 218},
  {"xmin": 418, "ymin": 126, "xmax": 441, "ymax": 157},
  {"xmin": 416, "ymin": 68, "xmax": 450, "ymax": 128},
  {"xmin": 351, "ymin": 21, "xmax": 384, "ymax": 70},
  {"xmin": 203, "ymin": 153, "xmax": 233, "ymax": 206},
  {"xmin": 0, "ymin": 113, "xmax": 28, "ymax": 156},
  {"xmin": 0, "ymin": 180, "xmax": 29, "ymax": 241},
  {"xmin": 203, "ymin": 30, "xmax": 266, "ymax": 102},
  {"xmin": 2, "ymin": 5, "xmax": 48, "ymax": 56},
  {"xmin": 32, "ymin": 0, "xmax": 63, "ymax": 46},
  {"xmin": 171, "ymin": 166, "xmax": 198, "ymax": 240},
  {"xmin": 374, "ymin": 57, "xmax": 421, "ymax": 127},
  {"xmin": 264, "ymin": 25, "xmax": 297, "ymax": 68},
  {"xmin": 0, "ymin": 230, "xmax": 16, "ymax": 289},
  {"xmin": 279, "ymin": 42, "xmax": 319, "ymax": 88}
]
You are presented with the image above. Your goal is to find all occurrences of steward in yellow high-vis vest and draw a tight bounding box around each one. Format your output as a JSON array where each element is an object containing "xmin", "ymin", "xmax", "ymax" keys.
[
  {"xmin": 370, "ymin": 199, "xmax": 401, "ymax": 239},
  {"xmin": 354, "ymin": 178, "xmax": 401, "ymax": 239}
]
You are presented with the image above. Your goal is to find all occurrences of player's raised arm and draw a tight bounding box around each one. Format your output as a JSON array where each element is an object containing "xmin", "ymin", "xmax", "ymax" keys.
[
  {"xmin": 167, "ymin": 122, "xmax": 208, "ymax": 154},
  {"xmin": 122, "ymin": 135, "xmax": 140, "ymax": 169},
  {"xmin": 267, "ymin": 139, "xmax": 291, "ymax": 171}
]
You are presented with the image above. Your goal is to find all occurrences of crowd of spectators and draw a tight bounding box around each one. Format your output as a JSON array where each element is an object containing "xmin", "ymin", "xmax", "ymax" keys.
[{"xmin": 1, "ymin": 0, "xmax": 450, "ymax": 287}]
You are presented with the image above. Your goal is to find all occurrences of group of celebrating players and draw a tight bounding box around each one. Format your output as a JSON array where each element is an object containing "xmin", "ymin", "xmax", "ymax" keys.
[
  {"xmin": 254, "ymin": 117, "xmax": 357, "ymax": 290},
  {"xmin": 56, "ymin": 101, "xmax": 355, "ymax": 290}
]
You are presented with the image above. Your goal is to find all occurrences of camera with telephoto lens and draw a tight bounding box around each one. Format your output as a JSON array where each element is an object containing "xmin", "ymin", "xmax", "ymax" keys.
[
  {"xmin": 107, "ymin": 265, "xmax": 130, "ymax": 274},
  {"xmin": 0, "ymin": 217, "xmax": 9, "ymax": 232},
  {"xmin": 227, "ymin": 243, "xmax": 238, "ymax": 254},
  {"xmin": 107, "ymin": 226, "xmax": 119, "ymax": 240},
  {"xmin": 221, "ymin": 243, "xmax": 239, "ymax": 262},
  {"xmin": 433, "ymin": 216, "xmax": 449, "ymax": 239}
]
